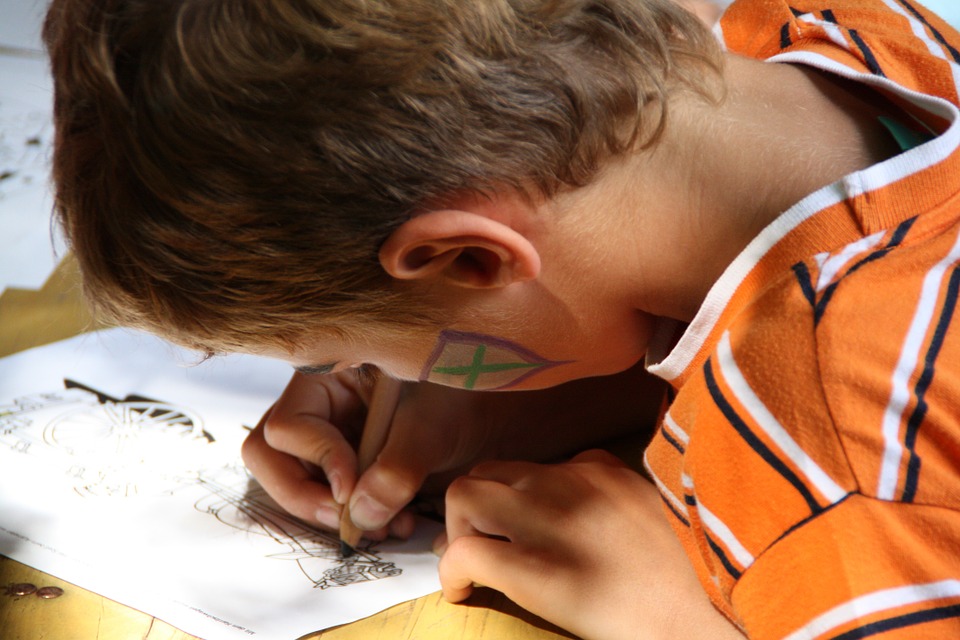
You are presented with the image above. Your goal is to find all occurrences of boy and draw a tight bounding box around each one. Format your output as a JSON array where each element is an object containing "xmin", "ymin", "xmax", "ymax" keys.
[{"xmin": 43, "ymin": 0, "xmax": 960, "ymax": 637}]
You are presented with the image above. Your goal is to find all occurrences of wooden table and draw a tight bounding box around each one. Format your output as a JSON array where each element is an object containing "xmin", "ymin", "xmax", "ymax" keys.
[{"xmin": 0, "ymin": 256, "xmax": 575, "ymax": 640}]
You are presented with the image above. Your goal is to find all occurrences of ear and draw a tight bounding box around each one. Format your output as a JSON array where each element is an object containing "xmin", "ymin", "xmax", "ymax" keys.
[{"xmin": 379, "ymin": 210, "xmax": 541, "ymax": 289}]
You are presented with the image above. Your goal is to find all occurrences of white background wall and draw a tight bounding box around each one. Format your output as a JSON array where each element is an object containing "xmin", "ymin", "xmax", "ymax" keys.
[
  {"xmin": 0, "ymin": 0, "xmax": 47, "ymax": 52},
  {"xmin": 923, "ymin": 0, "xmax": 960, "ymax": 30}
]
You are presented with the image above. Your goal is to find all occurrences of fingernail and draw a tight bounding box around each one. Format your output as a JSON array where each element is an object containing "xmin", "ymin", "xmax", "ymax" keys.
[
  {"xmin": 315, "ymin": 505, "xmax": 340, "ymax": 530},
  {"xmin": 350, "ymin": 494, "xmax": 391, "ymax": 530},
  {"xmin": 327, "ymin": 471, "xmax": 343, "ymax": 504}
]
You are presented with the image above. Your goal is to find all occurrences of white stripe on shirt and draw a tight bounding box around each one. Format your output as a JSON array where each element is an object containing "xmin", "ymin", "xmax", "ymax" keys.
[
  {"xmin": 663, "ymin": 412, "xmax": 691, "ymax": 447},
  {"xmin": 717, "ymin": 333, "xmax": 848, "ymax": 504},
  {"xmin": 782, "ymin": 579, "xmax": 960, "ymax": 640},
  {"xmin": 796, "ymin": 13, "xmax": 853, "ymax": 51},
  {"xmin": 695, "ymin": 494, "xmax": 756, "ymax": 569},
  {"xmin": 877, "ymin": 226, "xmax": 960, "ymax": 499},
  {"xmin": 881, "ymin": 0, "xmax": 960, "ymax": 96},
  {"xmin": 681, "ymin": 472, "xmax": 754, "ymax": 570},
  {"xmin": 814, "ymin": 231, "xmax": 887, "ymax": 292},
  {"xmin": 643, "ymin": 451, "xmax": 688, "ymax": 518}
]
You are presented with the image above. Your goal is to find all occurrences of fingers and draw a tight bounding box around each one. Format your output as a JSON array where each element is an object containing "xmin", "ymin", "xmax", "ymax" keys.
[
  {"xmin": 242, "ymin": 411, "xmax": 342, "ymax": 529},
  {"xmin": 345, "ymin": 394, "xmax": 461, "ymax": 532},
  {"xmin": 445, "ymin": 474, "xmax": 523, "ymax": 542},
  {"xmin": 345, "ymin": 505, "xmax": 416, "ymax": 542},
  {"xmin": 262, "ymin": 373, "xmax": 366, "ymax": 500},
  {"xmin": 436, "ymin": 456, "xmax": 632, "ymax": 607},
  {"xmin": 439, "ymin": 535, "xmax": 518, "ymax": 602},
  {"xmin": 245, "ymin": 372, "xmax": 433, "ymax": 542},
  {"xmin": 440, "ymin": 455, "xmax": 743, "ymax": 640},
  {"xmin": 241, "ymin": 372, "xmax": 368, "ymax": 531},
  {"xmin": 438, "ymin": 464, "xmax": 572, "ymax": 611},
  {"xmin": 262, "ymin": 411, "xmax": 357, "ymax": 504},
  {"xmin": 241, "ymin": 371, "xmax": 432, "ymax": 544},
  {"xmin": 438, "ymin": 462, "xmax": 551, "ymax": 606},
  {"xmin": 347, "ymin": 455, "xmax": 429, "ymax": 531}
]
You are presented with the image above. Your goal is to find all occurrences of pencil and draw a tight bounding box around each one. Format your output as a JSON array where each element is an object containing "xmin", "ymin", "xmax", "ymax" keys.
[{"xmin": 339, "ymin": 372, "xmax": 404, "ymax": 558}]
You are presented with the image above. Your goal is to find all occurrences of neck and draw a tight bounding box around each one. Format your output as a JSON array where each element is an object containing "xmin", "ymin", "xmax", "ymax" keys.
[{"xmin": 618, "ymin": 53, "xmax": 901, "ymax": 320}]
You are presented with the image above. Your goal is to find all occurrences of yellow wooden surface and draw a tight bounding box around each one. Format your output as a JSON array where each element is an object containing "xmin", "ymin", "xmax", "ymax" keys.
[
  {"xmin": 0, "ymin": 254, "xmax": 102, "ymax": 359},
  {"xmin": 0, "ymin": 257, "xmax": 575, "ymax": 639}
]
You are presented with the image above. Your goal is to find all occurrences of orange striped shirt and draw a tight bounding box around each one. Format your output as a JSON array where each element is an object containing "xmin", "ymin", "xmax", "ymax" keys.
[{"xmin": 643, "ymin": 1, "xmax": 960, "ymax": 637}]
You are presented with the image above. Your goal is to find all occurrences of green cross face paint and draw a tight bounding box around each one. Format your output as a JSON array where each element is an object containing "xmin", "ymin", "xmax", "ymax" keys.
[{"xmin": 419, "ymin": 330, "xmax": 571, "ymax": 390}]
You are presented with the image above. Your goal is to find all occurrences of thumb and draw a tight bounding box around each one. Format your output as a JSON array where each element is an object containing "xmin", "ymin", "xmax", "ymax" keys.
[
  {"xmin": 346, "ymin": 380, "xmax": 462, "ymax": 532},
  {"xmin": 348, "ymin": 456, "xmax": 429, "ymax": 531},
  {"xmin": 346, "ymin": 393, "xmax": 454, "ymax": 531}
]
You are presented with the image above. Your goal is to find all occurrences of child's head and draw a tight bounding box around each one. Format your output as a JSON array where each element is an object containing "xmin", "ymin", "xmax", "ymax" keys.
[{"xmin": 44, "ymin": 0, "xmax": 720, "ymax": 356}]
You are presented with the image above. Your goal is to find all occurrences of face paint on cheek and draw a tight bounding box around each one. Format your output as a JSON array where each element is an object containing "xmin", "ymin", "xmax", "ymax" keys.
[{"xmin": 419, "ymin": 330, "xmax": 572, "ymax": 390}]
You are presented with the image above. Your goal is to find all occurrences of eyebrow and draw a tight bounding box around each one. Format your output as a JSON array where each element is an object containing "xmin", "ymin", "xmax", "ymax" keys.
[{"xmin": 294, "ymin": 363, "xmax": 337, "ymax": 376}]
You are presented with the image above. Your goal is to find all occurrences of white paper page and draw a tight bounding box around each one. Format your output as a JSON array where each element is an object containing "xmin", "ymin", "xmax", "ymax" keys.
[{"xmin": 0, "ymin": 329, "xmax": 442, "ymax": 640}]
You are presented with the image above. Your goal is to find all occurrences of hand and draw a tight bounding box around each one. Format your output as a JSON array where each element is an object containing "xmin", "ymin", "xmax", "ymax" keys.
[
  {"xmin": 438, "ymin": 450, "xmax": 745, "ymax": 640},
  {"xmin": 242, "ymin": 371, "xmax": 490, "ymax": 538},
  {"xmin": 242, "ymin": 362, "xmax": 665, "ymax": 539}
]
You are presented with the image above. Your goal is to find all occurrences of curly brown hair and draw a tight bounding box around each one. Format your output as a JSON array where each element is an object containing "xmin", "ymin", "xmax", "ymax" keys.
[{"xmin": 43, "ymin": 0, "xmax": 721, "ymax": 354}]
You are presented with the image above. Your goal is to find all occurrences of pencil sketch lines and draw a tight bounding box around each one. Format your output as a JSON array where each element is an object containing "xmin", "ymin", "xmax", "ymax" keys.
[{"xmin": 195, "ymin": 467, "xmax": 402, "ymax": 589}]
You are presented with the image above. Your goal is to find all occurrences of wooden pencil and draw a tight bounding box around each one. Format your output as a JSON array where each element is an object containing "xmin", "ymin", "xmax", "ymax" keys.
[{"xmin": 339, "ymin": 373, "xmax": 403, "ymax": 557}]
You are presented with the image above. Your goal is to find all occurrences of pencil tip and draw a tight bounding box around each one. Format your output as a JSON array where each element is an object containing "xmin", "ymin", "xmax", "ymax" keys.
[{"xmin": 340, "ymin": 539, "xmax": 356, "ymax": 558}]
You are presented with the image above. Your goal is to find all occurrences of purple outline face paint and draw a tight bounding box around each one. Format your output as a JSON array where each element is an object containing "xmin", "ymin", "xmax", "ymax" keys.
[{"xmin": 419, "ymin": 330, "xmax": 572, "ymax": 390}]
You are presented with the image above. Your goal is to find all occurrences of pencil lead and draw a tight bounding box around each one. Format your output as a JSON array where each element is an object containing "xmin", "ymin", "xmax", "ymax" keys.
[{"xmin": 340, "ymin": 539, "xmax": 357, "ymax": 559}]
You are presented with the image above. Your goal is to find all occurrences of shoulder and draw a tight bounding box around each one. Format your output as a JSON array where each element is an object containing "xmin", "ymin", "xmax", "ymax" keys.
[
  {"xmin": 666, "ymin": 208, "xmax": 960, "ymax": 521},
  {"xmin": 800, "ymin": 211, "xmax": 960, "ymax": 504},
  {"xmin": 725, "ymin": 210, "xmax": 960, "ymax": 505},
  {"xmin": 719, "ymin": 0, "xmax": 960, "ymax": 102}
]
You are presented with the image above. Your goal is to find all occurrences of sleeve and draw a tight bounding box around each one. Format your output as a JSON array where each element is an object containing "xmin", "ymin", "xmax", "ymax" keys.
[{"xmin": 732, "ymin": 496, "xmax": 960, "ymax": 639}]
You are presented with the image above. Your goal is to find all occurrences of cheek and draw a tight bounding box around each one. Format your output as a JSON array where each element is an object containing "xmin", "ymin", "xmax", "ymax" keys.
[{"xmin": 418, "ymin": 330, "xmax": 574, "ymax": 391}]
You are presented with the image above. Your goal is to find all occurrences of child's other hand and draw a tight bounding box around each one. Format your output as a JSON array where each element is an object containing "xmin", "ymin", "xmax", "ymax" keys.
[{"xmin": 438, "ymin": 450, "xmax": 745, "ymax": 640}]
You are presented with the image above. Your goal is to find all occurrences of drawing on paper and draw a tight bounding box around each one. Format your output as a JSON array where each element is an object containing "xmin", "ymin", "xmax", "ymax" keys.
[
  {"xmin": 0, "ymin": 379, "xmax": 401, "ymax": 589},
  {"xmin": 196, "ymin": 467, "xmax": 401, "ymax": 589},
  {"xmin": 0, "ymin": 379, "xmax": 211, "ymax": 497}
]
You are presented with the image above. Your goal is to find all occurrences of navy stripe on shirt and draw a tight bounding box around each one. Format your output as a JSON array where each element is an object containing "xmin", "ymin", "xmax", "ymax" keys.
[
  {"xmin": 894, "ymin": 0, "xmax": 960, "ymax": 64},
  {"xmin": 902, "ymin": 265, "xmax": 960, "ymax": 501},
  {"xmin": 810, "ymin": 9, "xmax": 885, "ymax": 77},
  {"xmin": 705, "ymin": 531, "xmax": 743, "ymax": 580},
  {"xmin": 817, "ymin": 219, "xmax": 915, "ymax": 323},
  {"xmin": 781, "ymin": 21, "xmax": 794, "ymax": 50},
  {"xmin": 659, "ymin": 494, "xmax": 690, "ymax": 527},
  {"xmin": 848, "ymin": 28, "xmax": 886, "ymax": 78},
  {"xmin": 661, "ymin": 426, "xmax": 686, "ymax": 455},
  {"xmin": 704, "ymin": 358, "xmax": 823, "ymax": 513},
  {"xmin": 832, "ymin": 602, "xmax": 960, "ymax": 640},
  {"xmin": 792, "ymin": 261, "xmax": 818, "ymax": 308}
]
